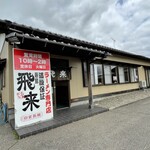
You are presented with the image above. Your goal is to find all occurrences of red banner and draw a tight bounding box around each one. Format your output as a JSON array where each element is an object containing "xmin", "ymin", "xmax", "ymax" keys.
[{"xmin": 13, "ymin": 48, "xmax": 50, "ymax": 70}]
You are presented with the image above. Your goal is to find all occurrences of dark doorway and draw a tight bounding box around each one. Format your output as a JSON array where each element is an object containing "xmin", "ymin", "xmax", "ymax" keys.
[
  {"xmin": 54, "ymin": 81, "xmax": 70, "ymax": 109},
  {"xmin": 51, "ymin": 58, "xmax": 70, "ymax": 110}
]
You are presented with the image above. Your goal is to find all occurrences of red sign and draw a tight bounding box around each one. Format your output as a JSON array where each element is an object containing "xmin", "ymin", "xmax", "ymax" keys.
[{"xmin": 13, "ymin": 48, "xmax": 50, "ymax": 70}]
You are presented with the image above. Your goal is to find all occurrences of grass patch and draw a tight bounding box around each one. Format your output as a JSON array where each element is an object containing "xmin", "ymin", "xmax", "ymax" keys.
[{"xmin": 12, "ymin": 130, "xmax": 19, "ymax": 140}]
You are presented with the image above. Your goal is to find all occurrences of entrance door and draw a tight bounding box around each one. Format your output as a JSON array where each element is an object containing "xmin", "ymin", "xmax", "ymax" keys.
[
  {"xmin": 51, "ymin": 58, "xmax": 71, "ymax": 110},
  {"xmin": 53, "ymin": 81, "xmax": 70, "ymax": 109}
]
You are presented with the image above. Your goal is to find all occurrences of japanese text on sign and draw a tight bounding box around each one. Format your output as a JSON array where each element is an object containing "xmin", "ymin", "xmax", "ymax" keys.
[{"xmin": 13, "ymin": 48, "xmax": 53, "ymax": 129}]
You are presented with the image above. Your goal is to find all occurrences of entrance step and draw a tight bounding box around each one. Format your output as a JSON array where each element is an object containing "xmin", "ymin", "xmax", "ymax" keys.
[{"xmin": 10, "ymin": 104, "xmax": 108, "ymax": 139}]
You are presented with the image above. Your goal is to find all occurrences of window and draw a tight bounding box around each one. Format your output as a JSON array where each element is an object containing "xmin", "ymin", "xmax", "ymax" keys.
[
  {"xmin": 124, "ymin": 67, "xmax": 129, "ymax": 82},
  {"xmin": 82, "ymin": 61, "xmax": 139, "ymax": 86},
  {"xmin": 119, "ymin": 67, "xmax": 129, "ymax": 83},
  {"xmin": 111, "ymin": 65, "xmax": 118, "ymax": 83},
  {"xmin": 82, "ymin": 61, "xmax": 103, "ymax": 86},
  {"xmin": 118, "ymin": 67, "xmax": 125, "ymax": 83},
  {"xmin": 104, "ymin": 65, "xmax": 112, "ymax": 84},
  {"xmin": 130, "ymin": 68, "xmax": 138, "ymax": 82},
  {"xmin": 96, "ymin": 65, "xmax": 103, "ymax": 84},
  {"xmin": 91, "ymin": 64, "xmax": 103, "ymax": 85},
  {"xmin": 104, "ymin": 65, "xmax": 118, "ymax": 84},
  {"xmin": 0, "ymin": 70, "xmax": 5, "ymax": 90}
]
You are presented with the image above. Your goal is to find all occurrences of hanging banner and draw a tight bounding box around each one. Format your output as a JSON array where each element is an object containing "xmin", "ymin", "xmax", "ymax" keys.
[{"xmin": 13, "ymin": 48, "xmax": 53, "ymax": 129}]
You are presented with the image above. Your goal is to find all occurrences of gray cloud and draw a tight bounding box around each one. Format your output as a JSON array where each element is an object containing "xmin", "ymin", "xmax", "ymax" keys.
[{"xmin": 0, "ymin": 0, "xmax": 150, "ymax": 57}]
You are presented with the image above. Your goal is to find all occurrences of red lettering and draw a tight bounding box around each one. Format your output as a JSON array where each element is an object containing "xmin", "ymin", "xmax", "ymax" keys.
[{"xmin": 46, "ymin": 107, "xmax": 51, "ymax": 113}]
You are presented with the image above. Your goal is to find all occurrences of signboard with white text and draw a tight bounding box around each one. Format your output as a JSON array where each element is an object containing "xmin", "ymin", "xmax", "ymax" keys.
[{"xmin": 13, "ymin": 48, "xmax": 53, "ymax": 128}]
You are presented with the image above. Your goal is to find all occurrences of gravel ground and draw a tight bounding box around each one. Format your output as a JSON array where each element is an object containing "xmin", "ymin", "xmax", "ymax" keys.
[{"xmin": 95, "ymin": 89, "xmax": 150, "ymax": 109}]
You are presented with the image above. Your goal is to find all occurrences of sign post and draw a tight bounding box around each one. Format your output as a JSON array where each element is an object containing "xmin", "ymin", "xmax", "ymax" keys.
[{"xmin": 13, "ymin": 48, "xmax": 53, "ymax": 129}]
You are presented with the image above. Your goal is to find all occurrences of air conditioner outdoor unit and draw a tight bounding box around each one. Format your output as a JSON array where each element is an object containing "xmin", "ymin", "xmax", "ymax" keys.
[{"xmin": 139, "ymin": 80, "xmax": 146, "ymax": 89}]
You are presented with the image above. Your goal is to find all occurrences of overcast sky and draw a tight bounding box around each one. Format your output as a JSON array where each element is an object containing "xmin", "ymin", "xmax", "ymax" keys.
[{"xmin": 0, "ymin": 0, "xmax": 150, "ymax": 57}]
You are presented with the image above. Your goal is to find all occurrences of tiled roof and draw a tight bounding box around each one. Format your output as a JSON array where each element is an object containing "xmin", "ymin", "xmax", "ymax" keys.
[{"xmin": 0, "ymin": 19, "xmax": 150, "ymax": 61}]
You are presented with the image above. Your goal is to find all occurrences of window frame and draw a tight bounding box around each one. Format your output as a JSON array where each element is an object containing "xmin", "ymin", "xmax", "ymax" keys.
[
  {"xmin": 130, "ymin": 67, "xmax": 139, "ymax": 83},
  {"xmin": 0, "ymin": 68, "xmax": 5, "ymax": 90},
  {"xmin": 91, "ymin": 64, "xmax": 104, "ymax": 85},
  {"xmin": 82, "ymin": 61, "xmax": 139, "ymax": 87},
  {"xmin": 111, "ymin": 65, "xmax": 119, "ymax": 84},
  {"xmin": 104, "ymin": 64, "xmax": 112, "ymax": 85}
]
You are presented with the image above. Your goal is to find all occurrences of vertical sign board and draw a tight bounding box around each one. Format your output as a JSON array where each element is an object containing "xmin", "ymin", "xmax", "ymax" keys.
[{"xmin": 13, "ymin": 48, "xmax": 53, "ymax": 129}]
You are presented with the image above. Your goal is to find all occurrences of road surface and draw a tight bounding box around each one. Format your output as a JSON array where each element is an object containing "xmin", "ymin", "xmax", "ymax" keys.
[{"xmin": 1, "ymin": 97, "xmax": 150, "ymax": 150}]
